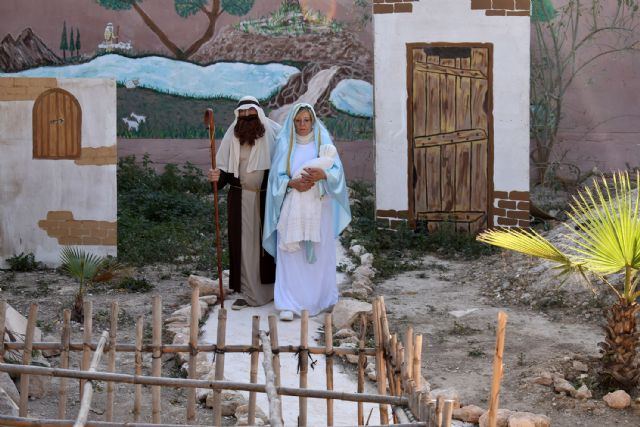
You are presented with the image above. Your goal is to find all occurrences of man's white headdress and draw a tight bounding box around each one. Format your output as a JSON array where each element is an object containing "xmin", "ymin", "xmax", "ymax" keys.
[{"xmin": 216, "ymin": 96, "xmax": 281, "ymax": 178}]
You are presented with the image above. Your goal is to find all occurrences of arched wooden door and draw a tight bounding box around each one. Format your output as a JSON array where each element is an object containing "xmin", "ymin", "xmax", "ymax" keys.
[
  {"xmin": 408, "ymin": 44, "xmax": 493, "ymax": 233},
  {"xmin": 32, "ymin": 88, "xmax": 82, "ymax": 159}
]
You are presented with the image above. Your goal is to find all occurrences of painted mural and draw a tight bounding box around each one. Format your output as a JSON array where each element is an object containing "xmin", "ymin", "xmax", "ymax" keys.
[{"xmin": 0, "ymin": 0, "xmax": 374, "ymax": 141}]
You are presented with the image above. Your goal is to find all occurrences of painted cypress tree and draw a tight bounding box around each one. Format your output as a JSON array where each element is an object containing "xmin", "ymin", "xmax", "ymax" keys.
[
  {"xmin": 75, "ymin": 28, "xmax": 81, "ymax": 57},
  {"xmin": 59, "ymin": 21, "xmax": 68, "ymax": 61},
  {"xmin": 69, "ymin": 28, "xmax": 75, "ymax": 59}
]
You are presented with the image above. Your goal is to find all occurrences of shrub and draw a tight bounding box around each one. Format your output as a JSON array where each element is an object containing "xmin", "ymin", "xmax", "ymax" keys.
[{"xmin": 6, "ymin": 252, "xmax": 40, "ymax": 272}]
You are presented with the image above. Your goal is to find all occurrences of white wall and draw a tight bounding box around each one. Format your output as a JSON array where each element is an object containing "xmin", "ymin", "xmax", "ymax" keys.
[
  {"xmin": 374, "ymin": 0, "xmax": 530, "ymax": 212},
  {"xmin": 0, "ymin": 78, "xmax": 117, "ymax": 267}
]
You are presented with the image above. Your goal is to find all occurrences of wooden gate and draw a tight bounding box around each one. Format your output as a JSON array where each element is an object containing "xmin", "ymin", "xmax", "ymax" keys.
[
  {"xmin": 32, "ymin": 88, "xmax": 82, "ymax": 159},
  {"xmin": 408, "ymin": 44, "xmax": 493, "ymax": 233}
]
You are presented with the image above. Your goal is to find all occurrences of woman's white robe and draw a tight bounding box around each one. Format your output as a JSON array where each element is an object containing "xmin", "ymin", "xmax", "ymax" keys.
[{"xmin": 274, "ymin": 142, "xmax": 337, "ymax": 316}]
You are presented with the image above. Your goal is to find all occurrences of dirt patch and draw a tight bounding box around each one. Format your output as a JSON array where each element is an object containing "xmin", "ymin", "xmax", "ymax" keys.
[{"xmin": 377, "ymin": 252, "xmax": 640, "ymax": 426}]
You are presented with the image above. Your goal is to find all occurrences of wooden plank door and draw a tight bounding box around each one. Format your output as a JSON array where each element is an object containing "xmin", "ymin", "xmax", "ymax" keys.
[
  {"xmin": 409, "ymin": 44, "xmax": 492, "ymax": 233},
  {"xmin": 33, "ymin": 88, "xmax": 82, "ymax": 159}
]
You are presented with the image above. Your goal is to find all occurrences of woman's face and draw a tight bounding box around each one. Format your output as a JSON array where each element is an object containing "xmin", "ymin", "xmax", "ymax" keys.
[{"xmin": 294, "ymin": 110, "xmax": 313, "ymax": 136}]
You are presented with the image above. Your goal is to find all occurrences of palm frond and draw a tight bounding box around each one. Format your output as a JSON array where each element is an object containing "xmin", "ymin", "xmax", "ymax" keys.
[
  {"xmin": 60, "ymin": 246, "xmax": 105, "ymax": 284},
  {"xmin": 563, "ymin": 171, "xmax": 640, "ymax": 275},
  {"xmin": 477, "ymin": 228, "xmax": 572, "ymax": 265}
]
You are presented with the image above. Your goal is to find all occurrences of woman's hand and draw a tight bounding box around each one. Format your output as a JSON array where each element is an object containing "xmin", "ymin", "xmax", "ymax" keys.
[
  {"xmin": 208, "ymin": 168, "xmax": 221, "ymax": 183},
  {"xmin": 288, "ymin": 178, "xmax": 314, "ymax": 192},
  {"xmin": 301, "ymin": 167, "xmax": 326, "ymax": 184}
]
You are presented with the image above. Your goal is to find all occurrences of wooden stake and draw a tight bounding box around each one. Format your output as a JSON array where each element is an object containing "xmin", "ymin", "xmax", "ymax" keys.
[
  {"xmin": 435, "ymin": 396, "xmax": 443, "ymax": 427},
  {"xmin": 412, "ymin": 334, "xmax": 422, "ymax": 391},
  {"xmin": 80, "ymin": 301, "xmax": 92, "ymax": 397},
  {"xmin": 248, "ymin": 316, "xmax": 260, "ymax": 425},
  {"xmin": 151, "ymin": 296, "xmax": 162, "ymax": 424},
  {"xmin": 133, "ymin": 317, "xmax": 143, "ymax": 422},
  {"xmin": 487, "ymin": 311, "xmax": 508, "ymax": 427},
  {"xmin": 57, "ymin": 309, "xmax": 71, "ymax": 419},
  {"xmin": 373, "ymin": 298, "xmax": 389, "ymax": 425},
  {"xmin": 268, "ymin": 315, "xmax": 283, "ymax": 419},
  {"xmin": 212, "ymin": 308, "xmax": 227, "ymax": 427},
  {"xmin": 0, "ymin": 300, "xmax": 6, "ymax": 362},
  {"xmin": 19, "ymin": 303, "xmax": 37, "ymax": 417},
  {"xmin": 106, "ymin": 302, "xmax": 118, "ymax": 422},
  {"xmin": 258, "ymin": 330, "xmax": 283, "ymax": 427},
  {"xmin": 187, "ymin": 281, "xmax": 200, "ymax": 422},
  {"xmin": 404, "ymin": 326, "xmax": 414, "ymax": 382},
  {"xmin": 299, "ymin": 310, "xmax": 309, "ymax": 427},
  {"xmin": 442, "ymin": 400, "xmax": 454, "ymax": 427},
  {"xmin": 427, "ymin": 399, "xmax": 436, "ymax": 427},
  {"xmin": 74, "ymin": 331, "xmax": 109, "ymax": 427},
  {"xmin": 324, "ymin": 314, "xmax": 334, "ymax": 426},
  {"xmin": 357, "ymin": 313, "xmax": 366, "ymax": 426}
]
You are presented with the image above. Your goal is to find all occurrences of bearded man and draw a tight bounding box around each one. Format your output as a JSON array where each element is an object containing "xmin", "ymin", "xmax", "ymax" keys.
[{"xmin": 209, "ymin": 96, "xmax": 281, "ymax": 309}]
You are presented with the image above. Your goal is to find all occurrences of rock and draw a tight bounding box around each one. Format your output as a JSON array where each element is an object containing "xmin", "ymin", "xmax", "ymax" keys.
[
  {"xmin": 479, "ymin": 409, "xmax": 513, "ymax": 427},
  {"xmin": 353, "ymin": 265, "xmax": 376, "ymax": 280},
  {"xmin": 430, "ymin": 388, "xmax": 461, "ymax": 408},
  {"xmin": 332, "ymin": 298, "xmax": 372, "ymax": 330},
  {"xmin": 206, "ymin": 390, "xmax": 247, "ymax": 415},
  {"xmin": 350, "ymin": 245, "xmax": 365, "ymax": 256},
  {"xmin": 0, "ymin": 372, "xmax": 19, "ymax": 405},
  {"xmin": 197, "ymin": 366, "xmax": 216, "ymax": 403},
  {"xmin": 200, "ymin": 295, "xmax": 218, "ymax": 305},
  {"xmin": 41, "ymin": 334, "xmax": 61, "ymax": 357},
  {"xmin": 188, "ymin": 274, "xmax": 230, "ymax": 297},
  {"xmin": 0, "ymin": 387, "xmax": 18, "ymax": 416},
  {"xmin": 552, "ymin": 376, "xmax": 577, "ymax": 396},
  {"xmin": 574, "ymin": 384, "xmax": 592, "ymax": 400},
  {"xmin": 234, "ymin": 403, "xmax": 268, "ymax": 425},
  {"xmin": 603, "ymin": 390, "xmax": 631, "ymax": 409},
  {"xmin": 507, "ymin": 411, "xmax": 551, "ymax": 427},
  {"xmin": 360, "ymin": 253, "xmax": 374, "ymax": 266},
  {"xmin": 338, "ymin": 336, "xmax": 360, "ymax": 346},
  {"xmin": 195, "ymin": 352, "xmax": 212, "ymax": 378},
  {"xmin": 3, "ymin": 302, "xmax": 43, "ymax": 359},
  {"xmin": 572, "ymin": 360, "xmax": 589, "ymax": 373},
  {"xmin": 15, "ymin": 370, "xmax": 50, "ymax": 399},
  {"xmin": 453, "ymin": 405, "xmax": 485, "ymax": 423},
  {"xmin": 530, "ymin": 371, "xmax": 553, "ymax": 386},
  {"xmin": 367, "ymin": 371, "xmax": 377, "ymax": 381},
  {"xmin": 334, "ymin": 328, "xmax": 357, "ymax": 339}
]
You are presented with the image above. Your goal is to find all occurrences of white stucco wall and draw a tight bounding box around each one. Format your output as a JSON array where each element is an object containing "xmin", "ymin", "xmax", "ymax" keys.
[
  {"xmin": 0, "ymin": 78, "xmax": 117, "ymax": 267},
  {"xmin": 374, "ymin": 0, "xmax": 530, "ymax": 213}
]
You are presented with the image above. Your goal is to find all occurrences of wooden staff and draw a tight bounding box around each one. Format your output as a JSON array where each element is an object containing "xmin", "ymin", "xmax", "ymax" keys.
[{"xmin": 204, "ymin": 108, "xmax": 225, "ymax": 308}]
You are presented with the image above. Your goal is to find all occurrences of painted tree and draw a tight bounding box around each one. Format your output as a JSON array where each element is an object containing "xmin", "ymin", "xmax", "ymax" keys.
[
  {"xmin": 530, "ymin": 0, "xmax": 640, "ymax": 184},
  {"xmin": 75, "ymin": 28, "xmax": 81, "ymax": 57},
  {"xmin": 59, "ymin": 21, "xmax": 68, "ymax": 60},
  {"xmin": 96, "ymin": 0, "xmax": 256, "ymax": 59},
  {"xmin": 69, "ymin": 28, "xmax": 75, "ymax": 58}
]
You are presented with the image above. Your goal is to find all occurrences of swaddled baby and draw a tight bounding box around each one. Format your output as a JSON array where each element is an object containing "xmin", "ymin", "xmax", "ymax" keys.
[{"xmin": 277, "ymin": 144, "xmax": 337, "ymax": 252}]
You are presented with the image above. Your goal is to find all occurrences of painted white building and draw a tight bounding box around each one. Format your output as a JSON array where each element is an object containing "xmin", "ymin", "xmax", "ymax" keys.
[
  {"xmin": 0, "ymin": 77, "xmax": 117, "ymax": 267},
  {"xmin": 373, "ymin": 0, "xmax": 531, "ymax": 231}
]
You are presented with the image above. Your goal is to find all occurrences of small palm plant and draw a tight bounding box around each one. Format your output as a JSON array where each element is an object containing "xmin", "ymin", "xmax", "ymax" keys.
[
  {"xmin": 477, "ymin": 171, "xmax": 640, "ymax": 390},
  {"xmin": 60, "ymin": 247, "xmax": 106, "ymax": 322}
]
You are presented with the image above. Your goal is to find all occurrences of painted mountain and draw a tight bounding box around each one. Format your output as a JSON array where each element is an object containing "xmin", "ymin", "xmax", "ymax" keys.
[{"xmin": 0, "ymin": 28, "xmax": 62, "ymax": 72}]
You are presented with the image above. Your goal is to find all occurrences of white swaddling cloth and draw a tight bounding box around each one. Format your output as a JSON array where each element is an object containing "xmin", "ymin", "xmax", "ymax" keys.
[{"xmin": 277, "ymin": 144, "xmax": 337, "ymax": 252}]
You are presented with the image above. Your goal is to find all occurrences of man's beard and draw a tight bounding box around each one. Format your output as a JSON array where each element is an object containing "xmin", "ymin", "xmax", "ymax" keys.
[{"xmin": 234, "ymin": 116, "xmax": 265, "ymax": 146}]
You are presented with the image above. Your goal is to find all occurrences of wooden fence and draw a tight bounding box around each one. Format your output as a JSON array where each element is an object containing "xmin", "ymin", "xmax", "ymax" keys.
[{"xmin": 0, "ymin": 286, "xmax": 507, "ymax": 426}]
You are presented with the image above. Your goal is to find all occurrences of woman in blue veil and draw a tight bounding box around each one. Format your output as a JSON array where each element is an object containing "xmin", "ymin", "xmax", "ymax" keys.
[{"xmin": 263, "ymin": 103, "xmax": 351, "ymax": 319}]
